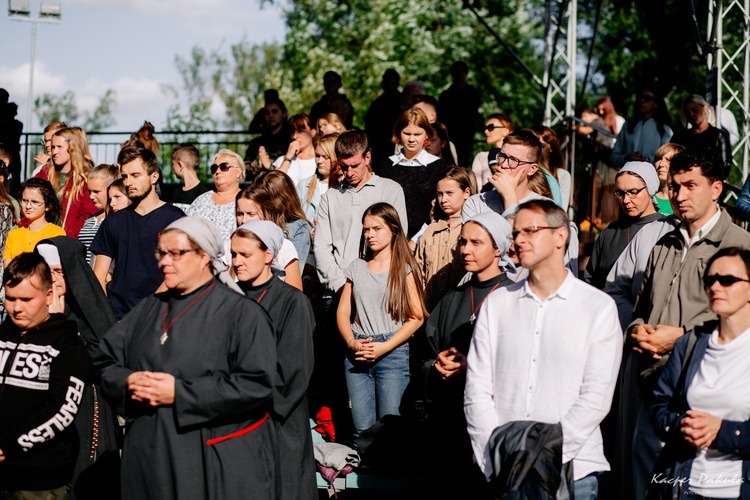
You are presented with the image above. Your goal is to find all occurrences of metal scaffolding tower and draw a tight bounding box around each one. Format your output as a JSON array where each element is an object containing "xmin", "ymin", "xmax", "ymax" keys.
[
  {"xmin": 707, "ymin": 0, "xmax": 750, "ymax": 181},
  {"xmin": 542, "ymin": 0, "xmax": 577, "ymax": 127}
]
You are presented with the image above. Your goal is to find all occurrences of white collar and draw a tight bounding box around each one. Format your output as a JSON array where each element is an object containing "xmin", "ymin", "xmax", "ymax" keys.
[
  {"xmin": 388, "ymin": 149, "xmax": 440, "ymax": 166},
  {"xmin": 679, "ymin": 206, "xmax": 721, "ymax": 248}
]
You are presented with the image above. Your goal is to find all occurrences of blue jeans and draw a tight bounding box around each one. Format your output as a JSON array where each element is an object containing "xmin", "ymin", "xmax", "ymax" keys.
[
  {"xmin": 344, "ymin": 332, "xmax": 409, "ymax": 446},
  {"xmin": 574, "ymin": 473, "xmax": 599, "ymax": 500}
]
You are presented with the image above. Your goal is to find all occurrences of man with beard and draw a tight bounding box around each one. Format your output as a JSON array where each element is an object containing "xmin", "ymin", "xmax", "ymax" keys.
[{"xmin": 90, "ymin": 146, "xmax": 184, "ymax": 319}]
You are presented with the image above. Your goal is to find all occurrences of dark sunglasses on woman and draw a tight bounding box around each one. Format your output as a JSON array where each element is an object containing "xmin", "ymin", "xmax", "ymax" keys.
[{"xmin": 210, "ymin": 162, "xmax": 234, "ymax": 174}]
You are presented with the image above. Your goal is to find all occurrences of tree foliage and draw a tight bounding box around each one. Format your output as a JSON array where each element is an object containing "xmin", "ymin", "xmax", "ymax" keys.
[
  {"xmin": 34, "ymin": 89, "xmax": 117, "ymax": 132},
  {"xmin": 168, "ymin": 0, "xmax": 731, "ymax": 141}
]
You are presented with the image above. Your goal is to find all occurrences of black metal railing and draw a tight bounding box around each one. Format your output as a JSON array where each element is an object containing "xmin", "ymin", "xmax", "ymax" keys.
[{"xmin": 19, "ymin": 130, "xmax": 253, "ymax": 183}]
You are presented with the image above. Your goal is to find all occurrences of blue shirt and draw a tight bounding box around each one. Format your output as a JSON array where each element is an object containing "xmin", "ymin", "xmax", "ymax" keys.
[{"xmin": 90, "ymin": 203, "xmax": 185, "ymax": 319}]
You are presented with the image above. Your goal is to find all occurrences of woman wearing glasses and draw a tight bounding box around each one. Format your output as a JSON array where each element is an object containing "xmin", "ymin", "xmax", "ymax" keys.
[
  {"xmin": 186, "ymin": 149, "xmax": 245, "ymax": 244},
  {"xmin": 649, "ymin": 247, "xmax": 750, "ymax": 500},
  {"xmin": 471, "ymin": 114, "xmax": 514, "ymax": 188},
  {"xmin": 96, "ymin": 217, "xmax": 279, "ymax": 499},
  {"xmin": 584, "ymin": 161, "xmax": 662, "ymax": 289},
  {"xmin": 3, "ymin": 178, "xmax": 65, "ymax": 268}
]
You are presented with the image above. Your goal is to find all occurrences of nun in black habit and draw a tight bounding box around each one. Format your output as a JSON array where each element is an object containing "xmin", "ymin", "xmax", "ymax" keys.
[
  {"xmin": 231, "ymin": 220, "xmax": 317, "ymax": 500},
  {"xmin": 419, "ymin": 211, "xmax": 513, "ymax": 497},
  {"xmin": 35, "ymin": 236, "xmax": 121, "ymax": 499},
  {"xmin": 94, "ymin": 217, "xmax": 279, "ymax": 500}
]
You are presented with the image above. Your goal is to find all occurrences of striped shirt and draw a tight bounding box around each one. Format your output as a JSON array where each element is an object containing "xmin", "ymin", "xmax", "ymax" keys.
[{"xmin": 78, "ymin": 216, "xmax": 102, "ymax": 266}]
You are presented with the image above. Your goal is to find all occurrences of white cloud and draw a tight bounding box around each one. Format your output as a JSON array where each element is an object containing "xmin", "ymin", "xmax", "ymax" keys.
[{"xmin": 0, "ymin": 62, "xmax": 66, "ymax": 99}]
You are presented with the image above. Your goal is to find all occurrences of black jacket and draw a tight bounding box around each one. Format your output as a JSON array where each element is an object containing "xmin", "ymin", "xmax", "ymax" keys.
[
  {"xmin": 488, "ymin": 421, "xmax": 574, "ymax": 499},
  {"xmin": 0, "ymin": 314, "xmax": 90, "ymax": 491}
]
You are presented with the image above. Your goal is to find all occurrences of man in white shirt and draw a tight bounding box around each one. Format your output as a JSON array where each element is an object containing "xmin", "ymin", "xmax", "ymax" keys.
[{"xmin": 464, "ymin": 199, "xmax": 622, "ymax": 499}]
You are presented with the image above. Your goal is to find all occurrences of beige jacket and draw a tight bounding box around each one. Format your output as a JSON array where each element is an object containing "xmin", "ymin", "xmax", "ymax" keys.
[{"xmin": 416, "ymin": 214, "xmax": 465, "ymax": 310}]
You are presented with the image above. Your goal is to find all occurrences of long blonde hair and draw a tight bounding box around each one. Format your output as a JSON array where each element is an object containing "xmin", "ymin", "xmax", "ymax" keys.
[
  {"xmin": 50, "ymin": 127, "xmax": 91, "ymax": 202},
  {"xmin": 307, "ymin": 133, "xmax": 341, "ymax": 205}
]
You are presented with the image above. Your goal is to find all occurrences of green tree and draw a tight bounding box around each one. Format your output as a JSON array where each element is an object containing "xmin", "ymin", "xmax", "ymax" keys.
[{"xmin": 34, "ymin": 88, "xmax": 117, "ymax": 132}]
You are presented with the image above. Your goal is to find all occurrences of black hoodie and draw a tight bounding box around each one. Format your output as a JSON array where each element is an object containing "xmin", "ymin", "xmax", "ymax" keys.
[{"xmin": 0, "ymin": 313, "xmax": 90, "ymax": 491}]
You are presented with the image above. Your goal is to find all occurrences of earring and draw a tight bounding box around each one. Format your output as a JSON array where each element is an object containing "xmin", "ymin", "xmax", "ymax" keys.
[{"xmin": 423, "ymin": 140, "xmax": 429, "ymax": 147}]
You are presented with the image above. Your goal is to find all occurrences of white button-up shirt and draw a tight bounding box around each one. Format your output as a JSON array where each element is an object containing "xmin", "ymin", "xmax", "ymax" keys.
[{"xmin": 464, "ymin": 271, "xmax": 622, "ymax": 481}]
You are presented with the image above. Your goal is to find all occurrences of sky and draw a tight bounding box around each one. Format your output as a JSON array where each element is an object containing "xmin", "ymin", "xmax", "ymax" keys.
[{"xmin": 1, "ymin": 0, "xmax": 287, "ymax": 134}]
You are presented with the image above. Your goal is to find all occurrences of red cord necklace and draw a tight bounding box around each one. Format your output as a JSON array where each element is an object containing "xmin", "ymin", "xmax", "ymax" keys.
[
  {"xmin": 469, "ymin": 282, "xmax": 502, "ymax": 324},
  {"xmin": 160, "ymin": 281, "xmax": 216, "ymax": 345}
]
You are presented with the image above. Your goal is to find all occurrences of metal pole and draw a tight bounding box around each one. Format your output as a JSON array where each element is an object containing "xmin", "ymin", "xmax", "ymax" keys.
[{"xmin": 743, "ymin": 0, "xmax": 750, "ymax": 180}]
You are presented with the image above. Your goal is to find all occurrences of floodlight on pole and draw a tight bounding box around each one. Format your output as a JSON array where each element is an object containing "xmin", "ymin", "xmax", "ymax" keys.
[{"xmin": 8, "ymin": 0, "xmax": 62, "ymax": 135}]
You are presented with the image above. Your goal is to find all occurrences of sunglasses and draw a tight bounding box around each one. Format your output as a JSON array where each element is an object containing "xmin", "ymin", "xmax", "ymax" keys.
[
  {"xmin": 210, "ymin": 162, "xmax": 235, "ymax": 174},
  {"xmin": 703, "ymin": 274, "xmax": 750, "ymax": 289},
  {"xmin": 638, "ymin": 95, "xmax": 656, "ymax": 103},
  {"xmin": 485, "ymin": 124, "xmax": 506, "ymax": 132}
]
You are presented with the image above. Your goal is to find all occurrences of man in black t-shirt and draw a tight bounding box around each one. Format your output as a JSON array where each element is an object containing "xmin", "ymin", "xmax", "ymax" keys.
[
  {"xmin": 169, "ymin": 144, "xmax": 208, "ymax": 212},
  {"xmin": 91, "ymin": 147, "xmax": 184, "ymax": 319}
]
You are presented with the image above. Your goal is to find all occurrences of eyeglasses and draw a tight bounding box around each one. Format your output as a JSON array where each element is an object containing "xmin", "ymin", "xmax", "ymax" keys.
[
  {"xmin": 40, "ymin": 138, "xmax": 51, "ymax": 146},
  {"xmin": 210, "ymin": 162, "xmax": 236, "ymax": 174},
  {"xmin": 638, "ymin": 94, "xmax": 656, "ymax": 103},
  {"xmin": 154, "ymin": 248, "xmax": 198, "ymax": 261},
  {"xmin": 21, "ymin": 198, "xmax": 44, "ymax": 208},
  {"xmin": 485, "ymin": 124, "xmax": 506, "ymax": 132},
  {"xmin": 703, "ymin": 274, "xmax": 750, "ymax": 289},
  {"xmin": 495, "ymin": 152, "xmax": 536, "ymax": 169},
  {"xmin": 511, "ymin": 225, "xmax": 562, "ymax": 241},
  {"xmin": 613, "ymin": 186, "xmax": 647, "ymax": 200}
]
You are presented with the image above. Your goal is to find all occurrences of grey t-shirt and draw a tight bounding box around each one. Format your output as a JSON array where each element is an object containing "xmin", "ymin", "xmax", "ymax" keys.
[{"xmin": 345, "ymin": 258, "xmax": 404, "ymax": 337}]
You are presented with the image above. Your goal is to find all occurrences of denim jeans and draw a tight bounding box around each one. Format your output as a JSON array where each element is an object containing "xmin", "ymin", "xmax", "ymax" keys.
[
  {"xmin": 344, "ymin": 332, "xmax": 409, "ymax": 446},
  {"xmin": 574, "ymin": 473, "xmax": 599, "ymax": 500}
]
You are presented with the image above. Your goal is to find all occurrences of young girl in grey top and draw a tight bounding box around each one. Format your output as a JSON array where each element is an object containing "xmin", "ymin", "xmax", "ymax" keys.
[{"xmin": 336, "ymin": 202, "xmax": 427, "ymax": 446}]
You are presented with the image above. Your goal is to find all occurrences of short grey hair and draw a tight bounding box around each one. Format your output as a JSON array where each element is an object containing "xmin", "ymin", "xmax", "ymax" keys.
[{"xmin": 516, "ymin": 198, "xmax": 570, "ymax": 249}]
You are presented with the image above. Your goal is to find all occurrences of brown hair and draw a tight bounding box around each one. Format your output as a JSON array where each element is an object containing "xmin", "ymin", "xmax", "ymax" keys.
[
  {"xmin": 89, "ymin": 164, "xmax": 120, "ymax": 186},
  {"xmin": 23, "ymin": 178, "xmax": 62, "ymax": 224},
  {"xmin": 118, "ymin": 146, "xmax": 159, "ymax": 175},
  {"xmin": 4, "ymin": 252, "xmax": 52, "ymax": 290},
  {"xmin": 307, "ymin": 133, "xmax": 341, "ymax": 205},
  {"xmin": 236, "ymin": 185, "xmax": 279, "ymax": 229},
  {"xmin": 654, "ymin": 142, "xmax": 686, "ymax": 162},
  {"xmin": 433, "ymin": 167, "xmax": 477, "ymax": 221},
  {"xmin": 106, "ymin": 178, "xmax": 128, "ymax": 215},
  {"xmin": 391, "ymin": 108, "xmax": 434, "ymax": 144},
  {"xmin": 317, "ymin": 113, "xmax": 345, "ymax": 135},
  {"xmin": 531, "ymin": 126, "xmax": 565, "ymax": 179},
  {"xmin": 360, "ymin": 202, "xmax": 426, "ymax": 323},
  {"xmin": 594, "ymin": 96, "xmax": 618, "ymax": 134},
  {"xmin": 254, "ymin": 170, "xmax": 311, "ymax": 230},
  {"xmin": 517, "ymin": 198, "xmax": 571, "ymax": 248},
  {"xmin": 486, "ymin": 113, "xmax": 514, "ymax": 132},
  {"xmin": 502, "ymin": 129, "xmax": 542, "ymax": 163},
  {"xmin": 289, "ymin": 114, "xmax": 314, "ymax": 135},
  {"xmin": 122, "ymin": 121, "xmax": 159, "ymax": 155},
  {"xmin": 172, "ymin": 144, "xmax": 200, "ymax": 170},
  {"xmin": 527, "ymin": 170, "xmax": 553, "ymax": 199},
  {"xmin": 335, "ymin": 129, "xmax": 370, "ymax": 159}
]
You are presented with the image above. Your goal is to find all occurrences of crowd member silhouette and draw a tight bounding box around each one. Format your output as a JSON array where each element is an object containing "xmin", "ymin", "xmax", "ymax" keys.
[{"xmin": 439, "ymin": 61, "xmax": 481, "ymax": 167}]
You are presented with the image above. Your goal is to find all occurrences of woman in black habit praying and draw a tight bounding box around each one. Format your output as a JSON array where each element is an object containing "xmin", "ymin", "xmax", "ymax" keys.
[
  {"xmin": 420, "ymin": 210, "xmax": 513, "ymax": 497},
  {"xmin": 94, "ymin": 217, "xmax": 279, "ymax": 500},
  {"xmin": 35, "ymin": 237, "xmax": 121, "ymax": 499},
  {"xmin": 231, "ymin": 219, "xmax": 317, "ymax": 500}
]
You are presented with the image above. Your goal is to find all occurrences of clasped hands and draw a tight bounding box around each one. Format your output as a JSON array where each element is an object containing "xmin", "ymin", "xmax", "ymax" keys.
[
  {"xmin": 433, "ymin": 347, "xmax": 467, "ymax": 380},
  {"xmin": 127, "ymin": 371, "xmax": 175, "ymax": 407},
  {"xmin": 348, "ymin": 337, "xmax": 388, "ymax": 362},
  {"xmin": 630, "ymin": 324, "xmax": 684, "ymax": 359},
  {"xmin": 681, "ymin": 410, "xmax": 722, "ymax": 449}
]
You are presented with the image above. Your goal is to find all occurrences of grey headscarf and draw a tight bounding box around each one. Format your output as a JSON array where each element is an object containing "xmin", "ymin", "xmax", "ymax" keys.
[
  {"xmin": 163, "ymin": 216, "xmax": 242, "ymax": 293},
  {"xmin": 618, "ymin": 161, "xmax": 660, "ymax": 197},
  {"xmin": 467, "ymin": 211, "xmax": 513, "ymax": 257},
  {"xmin": 236, "ymin": 220, "xmax": 284, "ymax": 258}
]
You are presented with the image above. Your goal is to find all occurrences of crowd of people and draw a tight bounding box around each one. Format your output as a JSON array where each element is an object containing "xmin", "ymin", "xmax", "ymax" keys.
[{"xmin": 0, "ymin": 68, "xmax": 747, "ymax": 500}]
